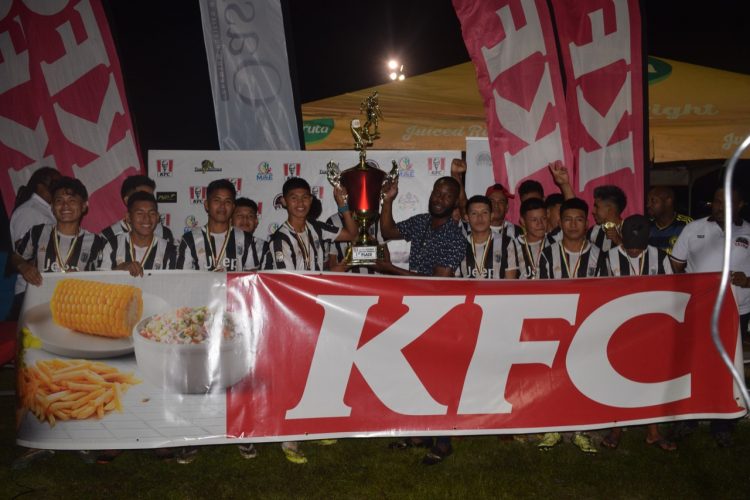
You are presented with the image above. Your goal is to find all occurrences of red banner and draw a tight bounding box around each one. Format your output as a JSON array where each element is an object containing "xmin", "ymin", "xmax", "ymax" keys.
[
  {"xmin": 0, "ymin": 0, "xmax": 140, "ymax": 232},
  {"xmin": 550, "ymin": 0, "xmax": 644, "ymax": 214},
  {"xmin": 227, "ymin": 272, "xmax": 743, "ymax": 439},
  {"xmin": 452, "ymin": 0, "xmax": 573, "ymax": 198}
]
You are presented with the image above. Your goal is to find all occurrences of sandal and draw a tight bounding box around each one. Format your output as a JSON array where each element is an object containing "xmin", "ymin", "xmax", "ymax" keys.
[
  {"xmin": 422, "ymin": 445, "xmax": 453, "ymax": 465},
  {"xmin": 646, "ymin": 437, "xmax": 677, "ymax": 451},
  {"xmin": 600, "ymin": 431, "xmax": 620, "ymax": 449}
]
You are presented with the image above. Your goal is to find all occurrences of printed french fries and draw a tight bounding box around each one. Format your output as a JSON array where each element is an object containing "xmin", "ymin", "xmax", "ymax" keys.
[
  {"xmin": 51, "ymin": 278, "xmax": 143, "ymax": 338},
  {"xmin": 20, "ymin": 359, "xmax": 140, "ymax": 426}
]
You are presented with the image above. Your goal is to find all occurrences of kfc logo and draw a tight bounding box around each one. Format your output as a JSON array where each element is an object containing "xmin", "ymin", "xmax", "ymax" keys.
[
  {"xmin": 284, "ymin": 163, "xmax": 301, "ymax": 178},
  {"xmin": 227, "ymin": 178, "xmax": 243, "ymax": 194},
  {"xmin": 156, "ymin": 159, "xmax": 173, "ymax": 177},
  {"xmin": 428, "ymin": 157, "xmax": 446, "ymax": 175},
  {"xmin": 257, "ymin": 202, "xmax": 263, "ymax": 221},
  {"xmin": 190, "ymin": 186, "xmax": 207, "ymax": 204},
  {"xmin": 312, "ymin": 186, "xmax": 324, "ymax": 200},
  {"xmin": 160, "ymin": 213, "xmax": 171, "ymax": 227}
]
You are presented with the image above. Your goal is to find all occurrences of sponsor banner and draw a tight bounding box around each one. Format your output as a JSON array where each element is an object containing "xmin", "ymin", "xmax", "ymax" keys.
[
  {"xmin": 0, "ymin": 0, "xmax": 141, "ymax": 232},
  {"xmin": 228, "ymin": 272, "xmax": 745, "ymax": 439},
  {"xmin": 15, "ymin": 271, "xmax": 745, "ymax": 449},
  {"xmin": 452, "ymin": 0, "xmax": 574, "ymax": 199},
  {"xmin": 198, "ymin": 0, "xmax": 300, "ymax": 150},
  {"xmin": 550, "ymin": 0, "xmax": 645, "ymax": 215},
  {"xmin": 147, "ymin": 150, "xmax": 460, "ymax": 265}
]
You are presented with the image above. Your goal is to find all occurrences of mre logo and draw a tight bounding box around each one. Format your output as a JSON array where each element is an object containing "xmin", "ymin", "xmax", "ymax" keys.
[
  {"xmin": 156, "ymin": 159, "xmax": 173, "ymax": 177},
  {"xmin": 195, "ymin": 159, "xmax": 222, "ymax": 173},
  {"xmin": 312, "ymin": 186, "xmax": 324, "ymax": 200},
  {"xmin": 257, "ymin": 161, "xmax": 273, "ymax": 181},
  {"xmin": 226, "ymin": 178, "xmax": 243, "ymax": 194},
  {"xmin": 428, "ymin": 157, "xmax": 446, "ymax": 175},
  {"xmin": 398, "ymin": 156, "xmax": 415, "ymax": 177},
  {"xmin": 267, "ymin": 222, "xmax": 280, "ymax": 235},
  {"xmin": 156, "ymin": 191, "xmax": 177, "ymax": 203},
  {"xmin": 184, "ymin": 215, "xmax": 200, "ymax": 232},
  {"xmin": 273, "ymin": 193, "xmax": 285, "ymax": 210},
  {"xmin": 190, "ymin": 186, "xmax": 207, "ymax": 204},
  {"xmin": 160, "ymin": 213, "xmax": 171, "ymax": 227},
  {"xmin": 284, "ymin": 162, "xmax": 301, "ymax": 178}
]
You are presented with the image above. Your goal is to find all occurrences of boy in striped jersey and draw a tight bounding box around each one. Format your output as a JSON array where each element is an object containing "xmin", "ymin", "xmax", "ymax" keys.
[
  {"xmin": 456, "ymin": 195, "xmax": 518, "ymax": 279},
  {"xmin": 177, "ymin": 180, "xmax": 255, "ymax": 271},
  {"xmin": 101, "ymin": 175, "xmax": 174, "ymax": 248},
  {"xmin": 537, "ymin": 197, "xmax": 605, "ymax": 454},
  {"xmin": 588, "ymin": 185, "xmax": 627, "ymax": 252},
  {"xmin": 231, "ymin": 197, "xmax": 266, "ymax": 270},
  {"xmin": 263, "ymin": 177, "xmax": 357, "ymax": 273},
  {"xmin": 516, "ymin": 198, "xmax": 558, "ymax": 279},
  {"xmin": 12, "ymin": 177, "xmax": 103, "ymax": 286},
  {"xmin": 600, "ymin": 214, "xmax": 676, "ymax": 451},
  {"xmin": 99, "ymin": 191, "xmax": 176, "ymax": 274}
]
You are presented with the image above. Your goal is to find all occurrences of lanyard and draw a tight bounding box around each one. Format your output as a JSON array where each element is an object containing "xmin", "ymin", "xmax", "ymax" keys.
[
  {"xmin": 53, "ymin": 227, "xmax": 79, "ymax": 272},
  {"xmin": 205, "ymin": 225, "xmax": 231, "ymax": 271},
  {"xmin": 523, "ymin": 236, "xmax": 546, "ymax": 278},
  {"xmin": 627, "ymin": 249, "xmax": 646, "ymax": 276},
  {"xmin": 470, "ymin": 234, "xmax": 492, "ymax": 278},
  {"xmin": 129, "ymin": 235, "xmax": 155, "ymax": 268},
  {"xmin": 560, "ymin": 240, "xmax": 586, "ymax": 278},
  {"xmin": 285, "ymin": 222, "xmax": 311, "ymax": 270}
]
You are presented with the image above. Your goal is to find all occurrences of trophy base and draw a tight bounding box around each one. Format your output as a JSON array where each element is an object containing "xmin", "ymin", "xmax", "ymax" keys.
[{"xmin": 345, "ymin": 244, "xmax": 384, "ymax": 266}]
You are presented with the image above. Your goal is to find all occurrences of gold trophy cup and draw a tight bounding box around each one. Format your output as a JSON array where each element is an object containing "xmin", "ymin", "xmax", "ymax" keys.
[{"xmin": 326, "ymin": 93, "xmax": 398, "ymax": 265}]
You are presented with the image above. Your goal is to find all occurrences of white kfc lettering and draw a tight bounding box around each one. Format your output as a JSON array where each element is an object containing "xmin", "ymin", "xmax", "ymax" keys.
[
  {"xmin": 0, "ymin": 23, "xmax": 29, "ymax": 94},
  {"xmin": 2, "ymin": 116, "xmax": 57, "ymax": 193},
  {"xmin": 40, "ymin": 0, "xmax": 109, "ymax": 95},
  {"xmin": 286, "ymin": 296, "xmax": 465, "ymax": 419},
  {"xmin": 568, "ymin": 0, "xmax": 631, "ymax": 78},
  {"xmin": 458, "ymin": 295, "xmax": 578, "ymax": 414},
  {"xmin": 567, "ymin": 291, "xmax": 692, "ymax": 407},
  {"xmin": 480, "ymin": 0, "xmax": 566, "ymax": 191}
]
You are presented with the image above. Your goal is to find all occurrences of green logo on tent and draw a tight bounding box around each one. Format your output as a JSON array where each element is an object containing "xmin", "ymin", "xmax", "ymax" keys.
[
  {"xmin": 648, "ymin": 57, "xmax": 672, "ymax": 85},
  {"xmin": 303, "ymin": 119, "xmax": 334, "ymax": 144}
]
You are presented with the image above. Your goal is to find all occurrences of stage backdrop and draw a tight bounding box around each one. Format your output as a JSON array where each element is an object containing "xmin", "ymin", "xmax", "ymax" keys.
[
  {"xmin": 147, "ymin": 150, "xmax": 460, "ymax": 265},
  {"xmin": 16, "ymin": 270, "xmax": 746, "ymax": 450}
]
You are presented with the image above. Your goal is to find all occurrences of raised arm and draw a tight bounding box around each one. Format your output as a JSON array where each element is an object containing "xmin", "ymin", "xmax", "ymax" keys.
[
  {"xmin": 379, "ymin": 178, "xmax": 402, "ymax": 240},
  {"xmin": 548, "ymin": 161, "xmax": 575, "ymax": 200},
  {"xmin": 333, "ymin": 185, "xmax": 359, "ymax": 242}
]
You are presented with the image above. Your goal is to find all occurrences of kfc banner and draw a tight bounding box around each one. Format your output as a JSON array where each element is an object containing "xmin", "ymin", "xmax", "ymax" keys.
[
  {"xmin": 228, "ymin": 272, "xmax": 744, "ymax": 439},
  {"xmin": 551, "ymin": 0, "xmax": 645, "ymax": 215},
  {"xmin": 452, "ymin": 0, "xmax": 574, "ymax": 197},
  {"xmin": 0, "ymin": 0, "xmax": 141, "ymax": 232},
  {"xmin": 199, "ymin": 0, "xmax": 301, "ymax": 151},
  {"xmin": 16, "ymin": 271, "xmax": 744, "ymax": 450}
]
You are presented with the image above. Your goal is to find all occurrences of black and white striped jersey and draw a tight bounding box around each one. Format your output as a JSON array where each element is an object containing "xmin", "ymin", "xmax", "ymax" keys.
[
  {"xmin": 538, "ymin": 241, "xmax": 608, "ymax": 279},
  {"xmin": 587, "ymin": 223, "xmax": 618, "ymax": 252},
  {"xmin": 263, "ymin": 220, "xmax": 340, "ymax": 271},
  {"xmin": 176, "ymin": 227, "xmax": 256, "ymax": 271},
  {"xmin": 101, "ymin": 219, "xmax": 174, "ymax": 248},
  {"xmin": 455, "ymin": 231, "xmax": 518, "ymax": 279},
  {"xmin": 15, "ymin": 223, "xmax": 103, "ymax": 274},
  {"xmin": 605, "ymin": 245, "xmax": 672, "ymax": 277},
  {"xmin": 515, "ymin": 233, "xmax": 560, "ymax": 279},
  {"xmin": 99, "ymin": 233, "xmax": 176, "ymax": 271}
]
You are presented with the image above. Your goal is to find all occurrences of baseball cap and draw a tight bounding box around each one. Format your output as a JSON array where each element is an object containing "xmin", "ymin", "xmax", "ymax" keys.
[
  {"xmin": 621, "ymin": 214, "xmax": 650, "ymax": 250},
  {"xmin": 485, "ymin": 183, "xmax": 515, "ymax": 199}
]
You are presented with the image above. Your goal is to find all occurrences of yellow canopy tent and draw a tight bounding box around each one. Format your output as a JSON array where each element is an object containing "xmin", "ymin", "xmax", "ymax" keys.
[{"xmin": 302, "ymin": 57, "xmax": 750, "ymax": 164}]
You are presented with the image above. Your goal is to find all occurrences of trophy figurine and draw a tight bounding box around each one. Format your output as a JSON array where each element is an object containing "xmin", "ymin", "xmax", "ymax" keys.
[{"xmin": 326, "ymin": 92, "xmax": 398, "ymax": 265}]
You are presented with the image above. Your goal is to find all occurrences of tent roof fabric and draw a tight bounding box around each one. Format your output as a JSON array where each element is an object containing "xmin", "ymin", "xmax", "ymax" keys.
[{"xmin": 302, "ymin": 58, "xmax": 750, "ymax": 162}]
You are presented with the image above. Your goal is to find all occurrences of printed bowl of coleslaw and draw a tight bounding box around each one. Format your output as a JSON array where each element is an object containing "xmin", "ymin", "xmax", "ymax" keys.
[{"xmin": 133, "ymin": 306, "xmax": 250, "ymax": 394}]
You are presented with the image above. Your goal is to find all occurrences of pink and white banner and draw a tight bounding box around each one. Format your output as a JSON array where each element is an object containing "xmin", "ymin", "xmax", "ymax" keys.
[
  {"xmin": 551, "ymin": 0, "xmax": 644, "ymax": 215},
  {"xmin": 0, "ymin": 0, "xmax": 140, "ymax": 232},
  {"xmin": 452, "ymin": 0, "xmax": 574, "ymax": 197}
]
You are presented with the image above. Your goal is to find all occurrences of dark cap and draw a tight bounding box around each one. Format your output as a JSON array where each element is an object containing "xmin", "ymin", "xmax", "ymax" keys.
[{"xmin": 621, "ymin": 214, "xmax": 650, "ymax": 250}]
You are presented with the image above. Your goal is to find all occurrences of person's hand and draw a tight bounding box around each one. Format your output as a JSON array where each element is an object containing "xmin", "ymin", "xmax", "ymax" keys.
[
  {"xmin": 731, "ymin": 271, "xmax": 750, "ymax": 287},
  {"xmin": 604, "ymin": 224, "xmax": 622, "ymax": 246},
  {"xmin": 451, "ymin": 158, "xmax": 467, "ymax": 176},
  {"xmin": 19, "ymin": 261, "xmax": 42, "ymax": 286},
  {"xmin": 548, "ymin": 160, "xmax": 570, "ymax": 187},
  {"xmin": 329, "ymin": 255, "xmax": 351, "ymax": 273},
  {"xmin": 382, "ymin": 178, "xmax": 399, "ymax": 202},
  {"xmin": 373, "ymin": 245, "xmax": 394, "ymax": 274},
  {"xmin": 334, "ymin": 185, "xmax": 348, "ymax": 207},
  {"xmin": 116, "ymin": 261, "xmax": 144, "ymax": 277}
]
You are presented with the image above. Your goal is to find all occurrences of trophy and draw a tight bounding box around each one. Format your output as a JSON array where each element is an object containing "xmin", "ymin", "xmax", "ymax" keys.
[{"xmin": 326, "ymin": 92, "xmax": 399, "ymax": 265}]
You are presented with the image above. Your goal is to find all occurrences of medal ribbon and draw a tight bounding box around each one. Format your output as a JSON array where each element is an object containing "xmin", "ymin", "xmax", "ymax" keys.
[{"xmin": 53, "ymin": 227, "xmax": 79, "ymax": 273}]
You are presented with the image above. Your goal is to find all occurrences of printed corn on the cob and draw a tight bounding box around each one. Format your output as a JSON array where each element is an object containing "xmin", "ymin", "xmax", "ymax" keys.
[{"xmin": 51, "ymin": 279, "xmax": 143, "ymax": 338}]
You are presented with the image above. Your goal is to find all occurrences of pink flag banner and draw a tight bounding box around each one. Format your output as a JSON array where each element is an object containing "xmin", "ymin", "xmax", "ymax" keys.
[
  {"xmin": 0, "ymin": 0, "xmax": 140, "ymax": 232},
  {"xmin": 452, "ymin": 0, "xmax": 574, "ymax": 197},
  {"xmin": 550, "ymin": 0, "xmax": 644, "ymax": 214}
]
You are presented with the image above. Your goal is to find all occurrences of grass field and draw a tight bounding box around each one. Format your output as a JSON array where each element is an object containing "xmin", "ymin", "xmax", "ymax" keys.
[{"xmin": 2, "ymin": 369, "xmax": 750, "ymax": 499}]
